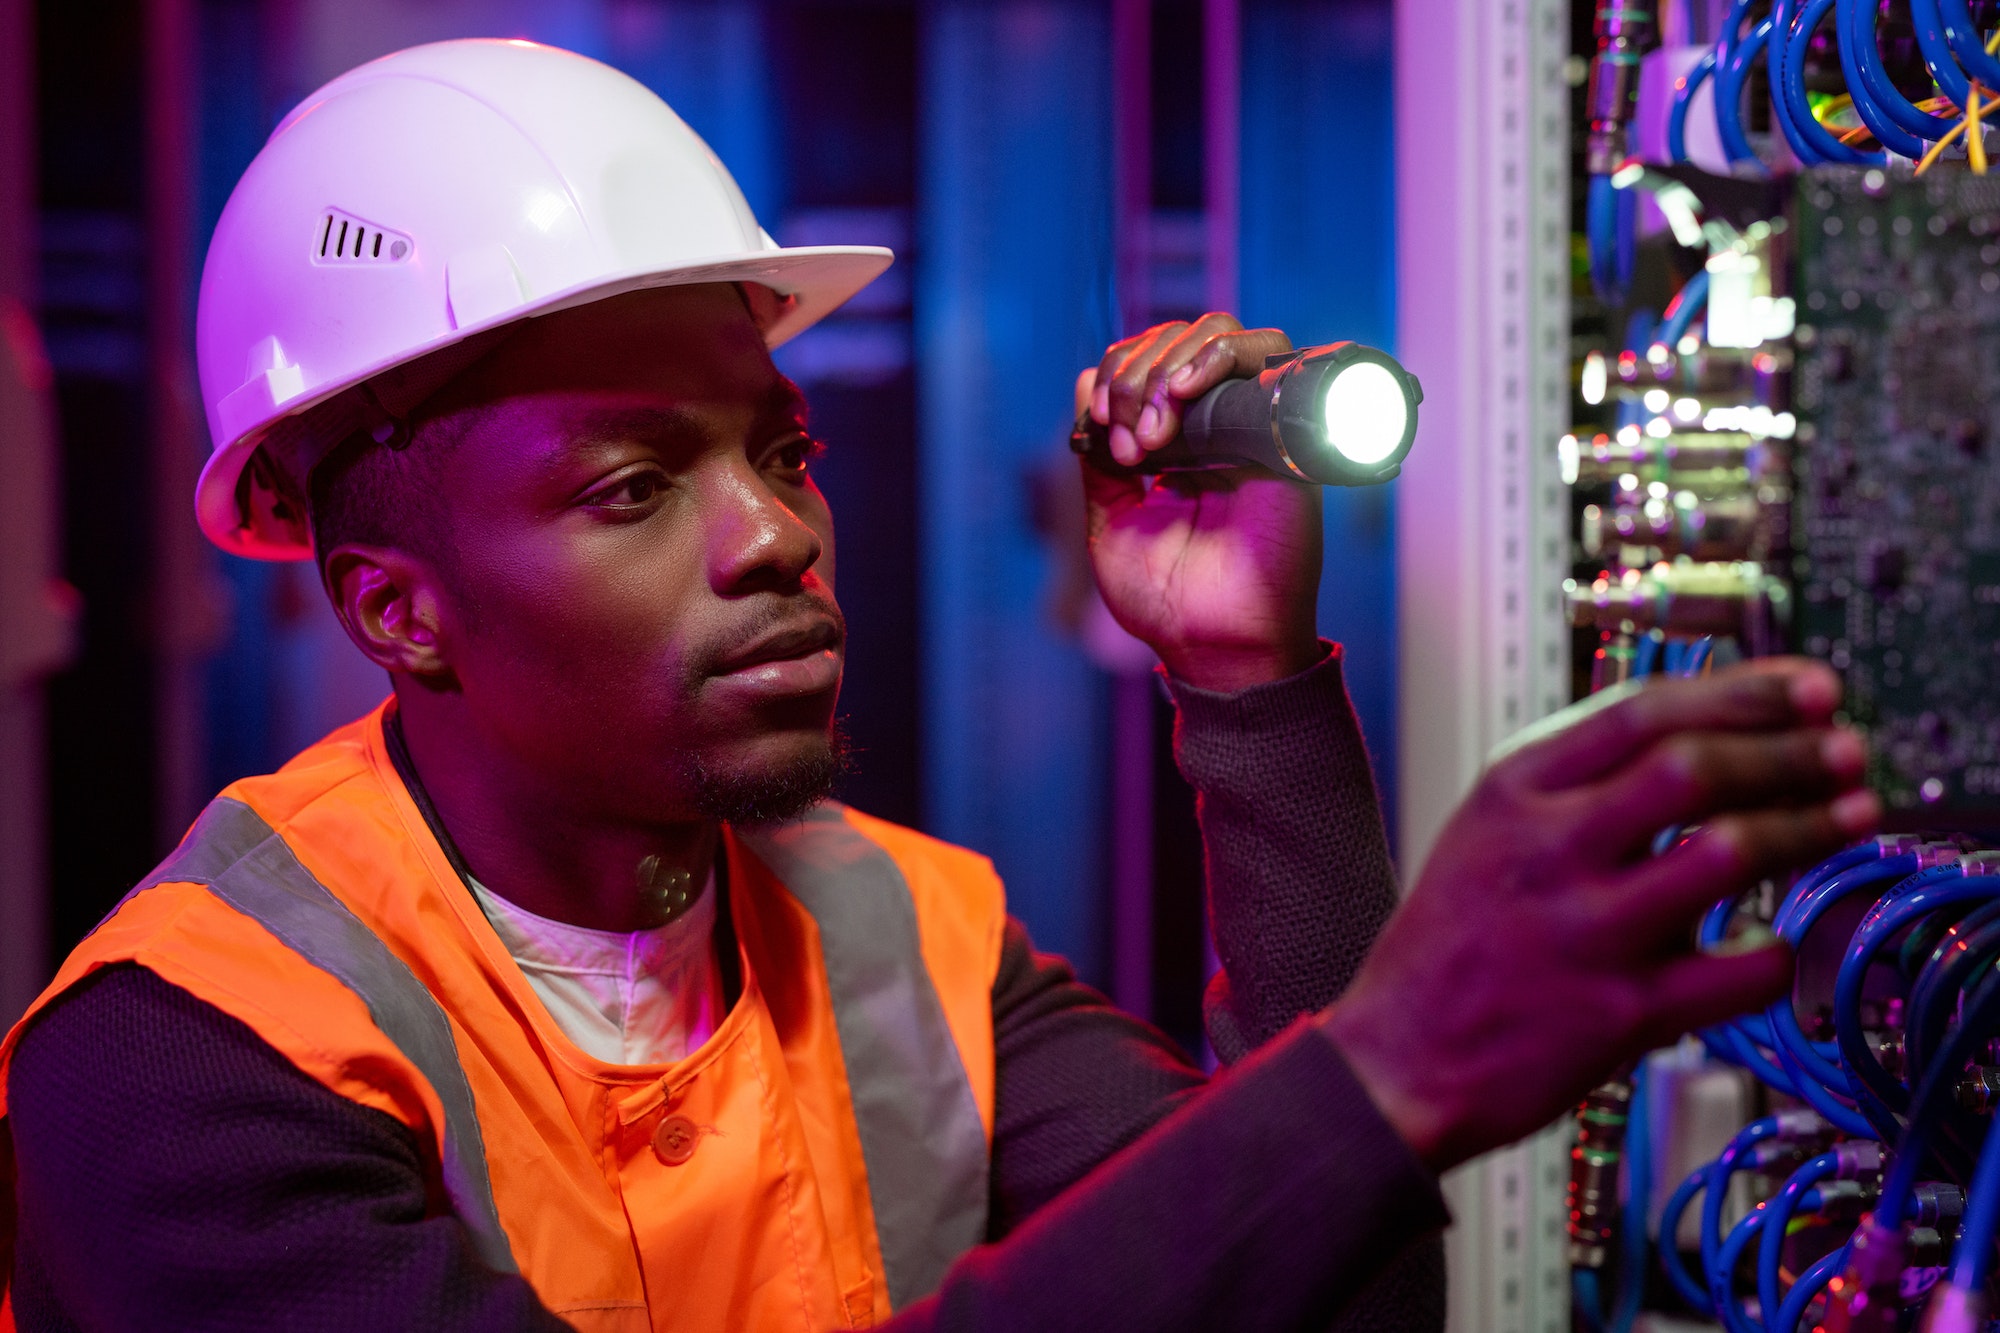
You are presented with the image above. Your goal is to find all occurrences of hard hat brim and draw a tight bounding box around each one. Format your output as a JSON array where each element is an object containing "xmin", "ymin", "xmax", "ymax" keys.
[{"xmin": 195, "ymin": 243, "xmax": 894, "ymax": 561}]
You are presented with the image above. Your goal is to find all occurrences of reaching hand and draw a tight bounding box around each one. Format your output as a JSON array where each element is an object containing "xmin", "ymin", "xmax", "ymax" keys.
[
  {"xmin": 1319, "ymin": 659, "xmax": 1882, "ymax": 1173},
  {"xmin": 1076, "ymin": 313, "xmax": 1324, "ymax": 692}
]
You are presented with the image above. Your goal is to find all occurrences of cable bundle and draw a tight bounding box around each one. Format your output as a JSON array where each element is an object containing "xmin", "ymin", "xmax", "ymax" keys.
[
  {"xmin": 1629, "ymin": 838, "xmax": 2000, "ymax": 1332},
  {"xmin": 1667, "ymin": 0, "xmax": 2000, "ymax": 172}
]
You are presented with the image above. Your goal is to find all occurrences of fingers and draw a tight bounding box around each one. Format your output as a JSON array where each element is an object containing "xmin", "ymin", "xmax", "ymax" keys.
[
  {"xmin": 1075, "ymin": 366, "xmax": 1098, "ymax": 418},
  {"xmin": 1632, "ymin": 944, "xmax": 1796, "ymax": 1052},
  {"xmin": 1091, "ymin": 324, "xmax": 1184, "ymax": 465},
  {"xmin": 1594, "ymin": 793, "xmax": 1880, "ymax": 957},
  {"xmin": 1086, "ymin": 314, "xmax": 1292, "ymax": 465},
  {"xmin": 1583, "ymin": 725, "xmax": 1869, "ymax": 858},
  {"xmin": 1490, "ymin": 658, "xmax": 1845, "ymax": 793}
]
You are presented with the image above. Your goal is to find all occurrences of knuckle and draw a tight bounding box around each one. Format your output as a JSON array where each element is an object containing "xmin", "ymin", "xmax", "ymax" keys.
[{"xmin": 1654, "ymin": 736, "xmax": 1716, "ymax": 804}]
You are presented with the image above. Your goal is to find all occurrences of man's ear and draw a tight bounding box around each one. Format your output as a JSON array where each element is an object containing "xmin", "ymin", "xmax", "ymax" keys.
[{"xmin": 322, "ymin": 545, "xmax": 455, "ymax": 680}]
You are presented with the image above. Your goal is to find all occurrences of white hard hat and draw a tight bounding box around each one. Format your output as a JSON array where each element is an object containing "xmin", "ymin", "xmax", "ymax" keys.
[{"xmin": 194, "ymin": 38, "xmax": 893, "ymax": 560}]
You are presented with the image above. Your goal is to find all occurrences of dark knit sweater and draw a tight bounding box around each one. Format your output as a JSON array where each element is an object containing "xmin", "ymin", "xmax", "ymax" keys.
[{"xmin": 6, "ymin": 647, "xmax": 1447, "ymax": 1331}]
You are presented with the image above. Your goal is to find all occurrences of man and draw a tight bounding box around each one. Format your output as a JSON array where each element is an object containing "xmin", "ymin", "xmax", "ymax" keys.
[{"xmin": 0, "ymin": 39, "xmax": 1876, "ymax": 1333}]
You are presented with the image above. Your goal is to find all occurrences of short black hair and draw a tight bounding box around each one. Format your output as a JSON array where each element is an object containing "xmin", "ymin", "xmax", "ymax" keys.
[{"xmin": 306, "ymin": 406, "xmax": 480, "ymax": 573}]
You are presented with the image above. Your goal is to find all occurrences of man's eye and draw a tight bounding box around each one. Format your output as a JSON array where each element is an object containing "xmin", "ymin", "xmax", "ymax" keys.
[
  {"xmin": 770, "ymin": 436, "xmax": 824, "ymax": 474},
  {"xmin": 588, "ymin": 471, "xmax": 667, "ymax": 509}
]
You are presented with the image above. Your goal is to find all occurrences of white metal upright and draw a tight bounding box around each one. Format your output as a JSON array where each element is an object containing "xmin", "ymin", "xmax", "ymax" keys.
[{"xmin": 1395, "ymin": 0, "xmax": 1575, "ymax": 1324}]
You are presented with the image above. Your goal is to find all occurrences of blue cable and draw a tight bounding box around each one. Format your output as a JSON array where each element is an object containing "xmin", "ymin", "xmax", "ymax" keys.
[
  {"xmin": 1588, "ymin": 175, "xmax": 1622, "ymax": 306},
  {"xmin": 1771, "ymin": 1240, "xmax": 1849, "ymax": 1333},
  {"xmin": 1610, "ymin": 1061, "xmax": 1650, "ymax": 1333},
  {"xmin": 1835, "ymin": 865, "xmax": 1994, "ymax": 1116},
  {"xmin": 1714, "ymin": 17, "xmax": 1775, "ymax": 167},
  {"xmin": 1950, "ymin": 1088, "xmax": 2000, "ymax": 1292},
  {"xmin": 1574, "ymin": 1268, "xmax": 1607, "ymax": 1333},
  {"xmin": 1938, "ymin": 0, "xmax": 2000, "ymax": 89},
  {"xmin": 1657, "ymin": 271, "xmax": 1711, "ymax": 353},
  {"xmin": 1909, "ymin": 0, "xmax": 1977, "ymax": 109},
  {"xmin": 1701, "ymin": 1119, "xmax": 1778, "ymax": 1305},
  {"xmin": 1709, "ymin": 1205, "xmax": 1769, "ymax": 1333},
  {"xmin": 1668, "ymin": 48, "xmax": 1719, "ymax": 163},
  {"xmin": 1782, "ymin": 0, "xmax": 1888, "ymax": 164},
  {"xmin": 1659, "ymin": 1167, "xmax": 1712, "ymax": 1312},
  {"xmin": 1765, "ymin": 855, "xmax": 1922, "ymax": 1095},
  {"xmin": 1833, "ymin": 0, "xmax": 1933, "ymax": 155},
  {"xmin": 1840, "ymin": 0, "xmax": 1958, "ymax": 143},
  {"xmin": 1768, "ymin": 1029, "xmax": 1881, "ymax": 1136},
  {"xmin": 1757, "ymin": 1152, "xmax": 1839, "ymax": 1324}
]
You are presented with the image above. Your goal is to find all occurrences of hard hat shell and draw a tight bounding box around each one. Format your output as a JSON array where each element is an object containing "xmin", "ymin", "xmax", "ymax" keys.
[{"xmin": 195, "ymin": 37, "xmax": 893, "ymax": 560}]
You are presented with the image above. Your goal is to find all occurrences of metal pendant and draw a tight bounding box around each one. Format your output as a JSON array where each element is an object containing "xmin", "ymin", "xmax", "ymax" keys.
[{"xmin": 635, "ymin": 854, "xmax": 703, "ymax": 926}]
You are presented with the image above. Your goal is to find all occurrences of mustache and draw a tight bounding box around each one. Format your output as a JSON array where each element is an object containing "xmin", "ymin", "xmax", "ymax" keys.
[{"xmin": 690, "ymin": 595, "xmax": 847, "ymax": 679}]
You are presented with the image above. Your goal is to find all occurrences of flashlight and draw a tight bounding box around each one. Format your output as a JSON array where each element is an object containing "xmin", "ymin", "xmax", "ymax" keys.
[{"xmin": 1071, "ymin": 342, "xmax": 1422, "ymax": 485}]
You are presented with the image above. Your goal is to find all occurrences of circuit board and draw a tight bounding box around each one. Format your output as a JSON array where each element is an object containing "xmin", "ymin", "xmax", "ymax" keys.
[{"xmin": 1794, "ymin": 168, "xmax": 2000, "ymax": 825}]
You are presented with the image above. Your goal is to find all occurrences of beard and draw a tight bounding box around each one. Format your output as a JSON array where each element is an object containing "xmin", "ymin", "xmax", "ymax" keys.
[{"xmin": 683, "ymin": 721, "xmax": 854, "ymax": 826}]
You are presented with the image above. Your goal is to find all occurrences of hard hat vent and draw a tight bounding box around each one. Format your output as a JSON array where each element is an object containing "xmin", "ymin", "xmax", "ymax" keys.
[{"xmin": 314, "ymin": 209, "xmax": 412, "ymax": 265}]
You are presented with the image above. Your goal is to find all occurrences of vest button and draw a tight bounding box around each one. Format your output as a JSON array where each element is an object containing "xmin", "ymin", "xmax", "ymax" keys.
[{"xmin": 653, "ymin": 1113, "xmax": 700, "ymax": 1166}]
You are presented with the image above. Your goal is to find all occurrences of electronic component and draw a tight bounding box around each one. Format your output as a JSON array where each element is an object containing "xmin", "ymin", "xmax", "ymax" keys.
[{"xmin": 1793, "ymin": 169, "xmax": 2000, "ymax": 824}]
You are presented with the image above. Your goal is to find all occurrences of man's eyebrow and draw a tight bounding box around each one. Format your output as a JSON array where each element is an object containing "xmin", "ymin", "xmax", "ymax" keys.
[
  {"xmin": 561, "ymin": 384, "xmax": 808, "ymax": 454},
  {"xmin": 564, "ymin": 406, "xmax": 706, "ymax": 451}
]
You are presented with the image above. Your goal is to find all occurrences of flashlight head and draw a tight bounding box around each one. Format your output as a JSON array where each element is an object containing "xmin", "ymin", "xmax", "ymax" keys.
[{"xmin": 1269, "ymin": 343, "xmax": 1423, "ymax": 485}]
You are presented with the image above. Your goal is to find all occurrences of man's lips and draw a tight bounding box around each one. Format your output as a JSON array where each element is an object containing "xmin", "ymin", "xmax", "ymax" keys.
[{"xmin": 710, "ymin": 619, "xmax": 844, "ymax": 697}]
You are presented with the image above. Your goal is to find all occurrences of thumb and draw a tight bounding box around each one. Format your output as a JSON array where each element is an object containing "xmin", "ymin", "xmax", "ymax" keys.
[{"xmin": 1075, "ymin": 366, "xmax": 1097, "ymax": 417}]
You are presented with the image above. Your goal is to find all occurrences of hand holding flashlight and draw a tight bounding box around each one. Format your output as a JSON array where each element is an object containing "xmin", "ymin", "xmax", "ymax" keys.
[
  {"xmin": 1074, "ymin": 331, "xmax": 1421, "ymax": 485},
  {"xmin": 1076, "ymin": 315, "xmax": 1331, "ymax": 692}
]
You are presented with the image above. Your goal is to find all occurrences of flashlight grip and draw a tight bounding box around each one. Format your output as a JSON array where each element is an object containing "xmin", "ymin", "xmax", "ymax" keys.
[{"xmin": 1069, "ymin": 372, "xmax": 1291, "ymax": 479}]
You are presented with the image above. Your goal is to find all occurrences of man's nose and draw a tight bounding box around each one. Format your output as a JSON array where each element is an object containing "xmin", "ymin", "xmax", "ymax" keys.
[{"xmin": 701, "ymin": 461, "xmax": 823, "ymax": 595}]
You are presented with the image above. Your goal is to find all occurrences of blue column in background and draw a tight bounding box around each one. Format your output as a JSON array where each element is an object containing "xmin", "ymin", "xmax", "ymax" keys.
[
  {"xmin": 1240, "ymin": 0, "xmax": 1400, "ymax": 845},
  {"xmin": 918, "ymin": 2, "xmax": 1116, "ymax": 976}
]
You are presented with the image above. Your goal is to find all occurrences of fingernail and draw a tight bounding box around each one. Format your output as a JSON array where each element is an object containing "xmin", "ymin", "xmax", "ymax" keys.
[
  {"xmin": 1169, "ymin": 364, "xmax": 1196, "ymax": 391},
  {"xmin": 1110, "ymin": 424, "xmax": 1137, "ymax": 465},
  {"xmin": 1137, "ymin": 404, "xmax": 1159, "ymax": 440},
  {"xmin": 1788, "ymin": 665, "xmax": 1841, "ymax": 715},
  {"xmin": 1831, "ymin": 787, "xmax": 1882, "ymax": 835},
  {"xmin": 1821, "ymin": 729, "xmax": 1866, "ymax": 775},
  {"xmin": 1092, "ymin": 385, "xmax": 1111, "ymax": 425}
]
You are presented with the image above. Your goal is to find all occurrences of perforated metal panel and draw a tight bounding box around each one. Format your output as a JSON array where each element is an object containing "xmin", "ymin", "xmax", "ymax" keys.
[{"xmin": 1395, "ymin": 0, "xmax": 1573, "ymax": 1322}]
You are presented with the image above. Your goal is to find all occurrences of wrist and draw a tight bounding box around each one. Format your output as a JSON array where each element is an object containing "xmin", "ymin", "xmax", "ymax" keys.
[
  {"xmin": 1160, "ymin": 634, "xmax": 1325, "ymax": 693},
  {"xmin": 1316, "ymin": 1000, "xmax": 1455, "ymax": 1174}
]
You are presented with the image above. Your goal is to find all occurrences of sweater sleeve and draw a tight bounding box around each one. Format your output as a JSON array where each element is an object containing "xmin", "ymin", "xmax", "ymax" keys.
[
  {"xmin": 1162, "ymin": 643, "xmax": 1401, "ymax": 1064},
  {"xmin": 5, "ymin": 964, "xmax": 572, "ymax": 1333},
  {"xmin": 895, "ymin": 1015, "xmax": 1448, "ymax": 1333},
  {"xmin": 983, "ymin": 645, "xmax": 1445, "ymax": 1331}
]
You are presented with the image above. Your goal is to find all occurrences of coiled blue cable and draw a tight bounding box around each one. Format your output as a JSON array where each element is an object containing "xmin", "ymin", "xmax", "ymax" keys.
[
  {"xmin": 1709, "ymin": 1205, "xmax": 1770, "ymax": 1333},
  {"xmin": 1668, "ymin": 49, "xmax": 1719, "ymax": 163},
  {"xmin": 1833, "ymin": 0, "xmax": 1933, "ymax": 155},
  {"xmin": 1938, "ymin": 0, "xmax": 2000, "ymax": 88},
  {"xmin": 1657, "ymin": 271, "xmax": 1711, "ymax": 352},
  {"xmin": 1840, "ymin": 0, "xmax": 1957, "ymax": 144},
  {"xmin": 1701, "ymin": 1118, "xmax": 1778, "ymax": 1311},
  {"xmin": 1714, "ymin": 17, "xmax": 1775, "ymax": 167},
  {"xmin": 1835, "ymin": 865, "xmax": 1995, "ymax": 1115},
  {"xmin": 1950, "ymin": 1099, "xmax": 2000, "ymax": 1293},
  {"xmin": 1782, "ymin": 0, "xmax": 1889, "ymax": 164},
  {"xmin": 1659, "ymin": 1167, "xmax": 1711, "ymax": 1311},
  {"xmin": 1909, "ymin": 0, "xmax": 1977, "ymax": 108},
  {"xmin": 1757, "ymin": 1152, "xmax": 1839, "ymax": 1323},
  {"xmin": 1771, "ymin": 1240, "xmax": 1849, "ymax": 1333}
]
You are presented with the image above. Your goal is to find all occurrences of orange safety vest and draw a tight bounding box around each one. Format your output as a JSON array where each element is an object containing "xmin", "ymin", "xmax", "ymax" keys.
[{"xmin": 0, "ymin": 703, "xmax": 1007, "ymax": 1332}]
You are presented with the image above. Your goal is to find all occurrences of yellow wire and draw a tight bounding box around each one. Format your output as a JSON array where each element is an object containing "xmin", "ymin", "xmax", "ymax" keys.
[
  {"xmin": 1918, "ymin": 117, "xmax": 1966, "ymax": 174},
  {"xmin": 1974, "ymin": 86, "xmax": 1989, "ymax": 173}
]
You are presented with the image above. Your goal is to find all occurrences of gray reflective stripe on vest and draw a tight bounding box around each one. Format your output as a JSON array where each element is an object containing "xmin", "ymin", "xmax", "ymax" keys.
[
  {"xmin": 738, "ymin": 804, "xmax": 989, "ymax": 1310},
  {"xmin": 124, "ymin": 796, "xmax": 517, "ymax": 1274}
]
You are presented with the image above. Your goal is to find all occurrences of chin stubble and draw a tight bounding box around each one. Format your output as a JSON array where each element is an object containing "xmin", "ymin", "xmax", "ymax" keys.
[{"xmin": 684, "ymin": 723, "xmax": 854, "ymax": 826}]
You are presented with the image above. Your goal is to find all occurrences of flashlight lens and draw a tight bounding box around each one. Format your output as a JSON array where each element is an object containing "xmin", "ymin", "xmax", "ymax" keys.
[{"xmin": 1321, "ymin": 361, "xmax": 1409, "ymax": 466}]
